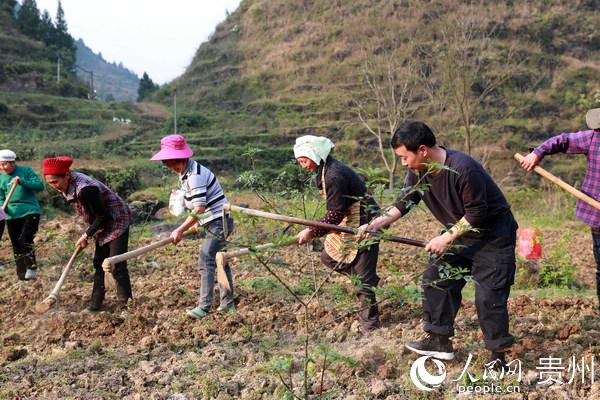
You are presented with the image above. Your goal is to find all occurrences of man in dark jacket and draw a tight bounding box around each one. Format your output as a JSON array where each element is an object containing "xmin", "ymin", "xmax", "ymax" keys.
[{"xmin": 362, "ymin": 121, "xmax": 517, "ymax": 365}]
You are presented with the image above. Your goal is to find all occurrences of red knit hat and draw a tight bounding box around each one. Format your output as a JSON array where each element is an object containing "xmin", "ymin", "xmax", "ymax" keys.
[{"xmin": 42, "ymin": 157, "xmax": 73, "ymax": 175}]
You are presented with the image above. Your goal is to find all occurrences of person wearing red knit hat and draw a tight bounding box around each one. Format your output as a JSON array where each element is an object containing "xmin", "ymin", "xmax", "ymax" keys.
[{"xmin": 43, "ymin": 157, "xmax": 133, "ymax": 311}]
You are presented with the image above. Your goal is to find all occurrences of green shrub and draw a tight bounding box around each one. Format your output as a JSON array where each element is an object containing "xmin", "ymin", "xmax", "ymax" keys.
[
  {"xmin": 165, "ymin": 112, "xmax": 210, "ymax": 133},
  {"xmin": 76, "ymin": 167, "xmax": 106, "ymax": 183},
  {"xmin": 537, "ymin": 230, "xmax": 579, "ymax": 289},
  {"xmin": 522, "ymin": 14, "xmax": 567, "ymax": 52},
  {"xmin": 539, "ymin": 259, "xmax": 577, "ymax": 288},
  {"xmin": 104, "ymin": 168, "xmax": 140, "ymax": 199}
]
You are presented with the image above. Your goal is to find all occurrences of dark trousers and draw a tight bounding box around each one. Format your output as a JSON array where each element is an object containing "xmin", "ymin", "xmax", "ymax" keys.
[
  {"xmin": 321, "ymin": 244, "xmax": 380, "ymax": 329},
  {"xmin": 3, "ymin": 214, "xmax": 40, "ymax": 280},
  {"xmin": 92, "ymin": 229, "xmax": 132, "ymax": 301},
  {"xmin": 422, "ymin": 213, "xmax": 517, "ymax": 351},
  {"xmin": 592, "ymin": 229, "xmax": 600, "ymax": 308}
]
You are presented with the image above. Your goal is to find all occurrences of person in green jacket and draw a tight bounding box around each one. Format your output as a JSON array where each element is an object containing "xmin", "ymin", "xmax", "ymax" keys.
[{"xmin": 0, "ymin": 150, "xmax": 44, "ymax": 281}]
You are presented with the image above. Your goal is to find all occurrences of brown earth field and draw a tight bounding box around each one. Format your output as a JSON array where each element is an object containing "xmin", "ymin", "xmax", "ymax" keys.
[{"xmin": 0, "ymin": 194, "xmax": 599, "ymax": 400}]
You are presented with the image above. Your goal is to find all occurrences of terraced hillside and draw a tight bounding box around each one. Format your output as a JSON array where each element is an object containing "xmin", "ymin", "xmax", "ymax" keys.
[{"xmin": 156, "ymin": 0, "xmax": 600, "ymax": 178}]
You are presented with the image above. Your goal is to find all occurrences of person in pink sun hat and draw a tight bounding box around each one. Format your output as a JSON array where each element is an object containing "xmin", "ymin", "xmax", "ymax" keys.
[
  {"xmin": 150, "ymin": 134, "xmax": 194, "ymax": 161},
  {"xmin": 152, "ymin": 134, "xmax": 235, "ymax": 319}
]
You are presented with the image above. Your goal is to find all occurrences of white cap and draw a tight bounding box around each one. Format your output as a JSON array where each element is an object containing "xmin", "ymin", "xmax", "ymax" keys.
[
  {"xmin": 0, "ymin": 149, "xmax": 16, "ymax": 162},
  {"xmin": 293, "ymin": 135, "xmax": 334, "ymax": 165},
  {"xmin": 586, "ymin": 108, "xmax": 600, "ymax": 130}
]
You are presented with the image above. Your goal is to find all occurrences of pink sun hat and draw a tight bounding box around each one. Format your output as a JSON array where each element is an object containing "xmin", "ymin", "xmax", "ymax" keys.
[{"xmin": 151, "ymin": 134, "xmax": 193, "ymax": 161}]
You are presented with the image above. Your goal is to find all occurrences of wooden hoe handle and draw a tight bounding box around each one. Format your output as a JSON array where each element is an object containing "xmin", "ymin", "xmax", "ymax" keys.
[
  {"xmin": 2, "ymin": 179, "xmax": 18, "ymax": 210},
  {"xmin": 224, "ymin": 204, "xmax": 426, "ymax": 248},
  {"xmin": 514, "ymin": 153, "xmax": 600, "ymax": 211},
  {"xmin": 103, "ymin": 228, "xmax": 199, "ymax": 267}
]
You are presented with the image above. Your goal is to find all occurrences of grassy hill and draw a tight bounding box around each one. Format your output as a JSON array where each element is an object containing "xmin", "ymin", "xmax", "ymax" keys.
[{"xmin": 154, "ymin": 0, "xmax": 600, "ymax": 181}]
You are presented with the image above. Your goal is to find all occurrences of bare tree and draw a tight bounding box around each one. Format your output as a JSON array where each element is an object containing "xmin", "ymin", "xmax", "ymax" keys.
[
  {"xmin": 353, "ymin": 44, "xmax": 419, "ymax": 189},
  {"xmin": 424, "ymin": 5, "xmax": 526, "ymax": 155}
]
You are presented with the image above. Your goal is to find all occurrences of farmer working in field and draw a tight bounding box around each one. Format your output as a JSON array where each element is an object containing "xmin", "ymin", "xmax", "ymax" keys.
[
  {"xmin": 0, "ymin": 149, "xmax": 44, "ymax": 281},
  {"xmin": 42, "ymin": 157, "xmax": 133, "ymax": 311},
  {"xmin": 361, "ymin": 121, "xmax": 517, "ymax": 364},
  {"xmin": 151, "ymin": 134, "xmax": 235, "ymax": 319},
  {"xmin": 294, "ymin": 135, "xmax": 381, "ymax": 334},
  {"xmin": 520, "ymin": 108, "xmax": 600, "ymax": 311}
]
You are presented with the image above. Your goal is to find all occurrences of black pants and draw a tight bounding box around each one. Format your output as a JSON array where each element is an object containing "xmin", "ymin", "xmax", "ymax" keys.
[
  {"xmin": 3, "ymin": 214, "xmax": 40, "ymax": 280},
  {"xmin": 422, "ymin": 213, "xmax": 517, "ymax": 351},
  {"xmin": 321, "ymin": 244, "xmax": 380, "ymax": 329},
  {"xmin": 92, "ymin": 229, "xmax": 132, "ymax": 301},
  {"xmin": 592, "ymin": 229, "xmax": 600, "ymax": 308}
]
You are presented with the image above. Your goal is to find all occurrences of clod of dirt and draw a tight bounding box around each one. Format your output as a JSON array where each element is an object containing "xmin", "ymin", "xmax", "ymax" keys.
[
  {"xmin": 5, "ymin": 347, "xmax": 27, "ymax": 362},
  {"xmin": 356, "ymin": 344, "xmax": 387, "ymax": 373},
  {"xmin": 376, "ymin": 363, "xmax": 398, "ymax": 379}
]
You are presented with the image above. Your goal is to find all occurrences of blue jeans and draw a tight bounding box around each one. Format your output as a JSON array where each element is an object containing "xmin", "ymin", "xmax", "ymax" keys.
[
  {"xmin": 593, "ymin": 229, "xmax": 600, "ymax": 309},
  {"xmin": 198, "ymin": 217, "xmax": 234, "ymax": 310}
]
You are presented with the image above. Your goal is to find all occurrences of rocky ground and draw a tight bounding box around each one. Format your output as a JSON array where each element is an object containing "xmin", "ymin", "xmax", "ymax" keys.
[{"xmin": 0, "ymin": 197, "xmax": 599, "ymax": 399}]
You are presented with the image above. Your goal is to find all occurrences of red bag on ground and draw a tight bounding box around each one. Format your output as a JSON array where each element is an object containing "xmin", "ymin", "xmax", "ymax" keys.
[{"xmin": 517, "ymin": 227, "xmax": 542, "ymax": 259}]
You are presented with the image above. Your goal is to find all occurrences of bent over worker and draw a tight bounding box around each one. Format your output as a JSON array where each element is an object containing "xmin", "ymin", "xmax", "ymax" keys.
[
  {"xmin": 295, "ymin": 135, "xmax": 381, "ymax": 334},
  {"xmin": 43, "ymin": 157, "xmax": 132, "ymax": 311},
  {"xmin": 151, "ymin": 134, "xmax": 235, "ymax": 319},
  {"xmin": 362, "ymin": 121, "xmax": 517, "ymax": 364}
]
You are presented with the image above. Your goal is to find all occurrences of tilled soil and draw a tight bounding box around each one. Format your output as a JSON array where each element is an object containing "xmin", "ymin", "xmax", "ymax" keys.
[{"xmin": 0, "ymin": 207, "xmax": 598, "ymax": 399}]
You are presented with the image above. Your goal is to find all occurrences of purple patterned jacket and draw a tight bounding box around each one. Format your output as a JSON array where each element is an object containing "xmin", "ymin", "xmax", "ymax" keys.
[{"xmin": 533, "ymin": 130, "xmax": 600, "ymax": 229}]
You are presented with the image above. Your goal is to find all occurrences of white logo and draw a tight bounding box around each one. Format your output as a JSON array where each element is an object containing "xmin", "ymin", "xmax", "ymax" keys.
[{"xmin": 410, "ymin": 356, "xmax": 447, "ymax": 391}]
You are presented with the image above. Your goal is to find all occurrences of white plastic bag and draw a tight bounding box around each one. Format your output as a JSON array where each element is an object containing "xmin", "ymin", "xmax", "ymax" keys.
[{"xmin": 168, "ymin": 189, "xmax": 185, "ymax": 217}]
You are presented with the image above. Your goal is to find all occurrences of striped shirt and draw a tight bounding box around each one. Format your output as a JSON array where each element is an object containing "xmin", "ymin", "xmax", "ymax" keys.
[
  {"xmin": 179, "ymin": 159, "xmax": 227, "ymax": 225},
  {"xmin": 533, "ymin": 129, "xmax": 600, "ymax": 228}
]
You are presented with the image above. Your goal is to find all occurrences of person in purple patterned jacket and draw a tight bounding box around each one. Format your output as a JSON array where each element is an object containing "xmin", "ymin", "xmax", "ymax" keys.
[
  {"xmin": 520, "ymin": 108, "xmax": 600, "ymax": 310},
  {"xmin": 43, "ymin": 157, "xmax": 133, "ymax": 311}
]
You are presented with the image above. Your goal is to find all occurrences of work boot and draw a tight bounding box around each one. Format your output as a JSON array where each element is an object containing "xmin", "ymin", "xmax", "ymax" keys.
[
  {"xmin": 16, "ymin": 261, "xmax": 27, "ymax": 281},
  {"xmin": 117, "ymin": 282, "xmax": 133, "ymax": 310},
  {"xmin": 487, "ymin": 348, "xmax": 511, "ymax": 372},
  {"xmin": 117, "ymin": 297, "xmax": 129, "ymax": 309},
  {"xmin": 113, "ymin": 268, "xmax": 133, "ymax": 300},
  {"xmin": 405, "ymin": 333, "xmax": 454, "ymax": 360},
  {"xmin": 88, "ymin": 289, "xmax": 105, "ymax": 311}
]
